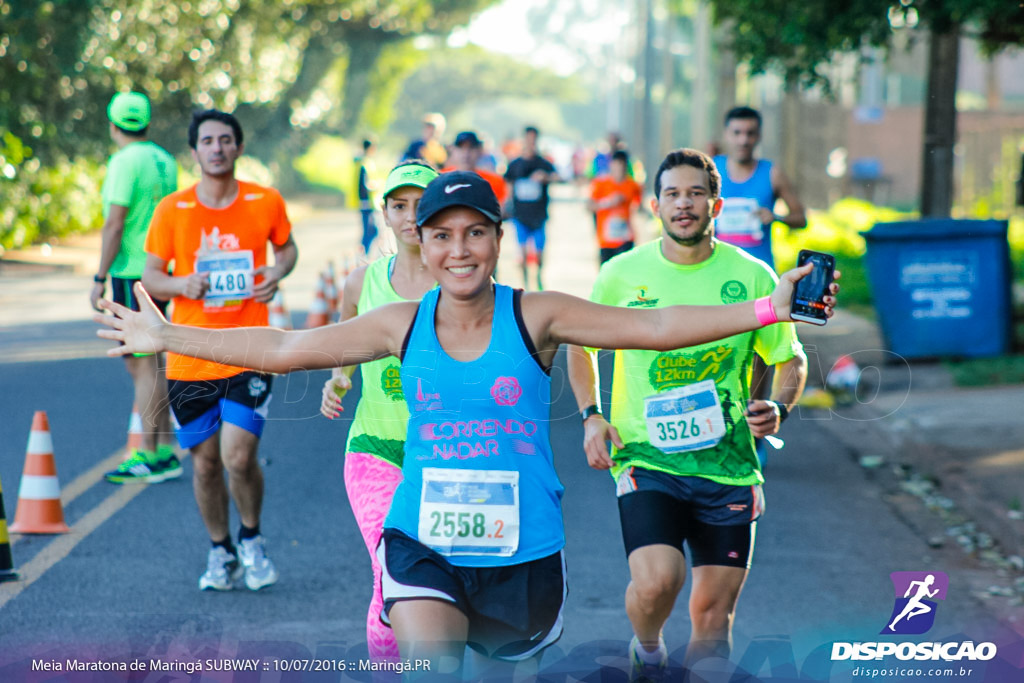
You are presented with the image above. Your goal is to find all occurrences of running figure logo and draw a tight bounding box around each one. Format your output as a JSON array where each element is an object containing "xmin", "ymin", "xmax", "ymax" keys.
[{"xmin": 881, "ymin": 571, "xmax": 949, "ymax": 635}]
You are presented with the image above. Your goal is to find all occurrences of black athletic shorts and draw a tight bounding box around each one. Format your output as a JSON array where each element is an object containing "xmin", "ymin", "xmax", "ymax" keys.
[
  {"xmin": 378, "ymin": 528, "xmax": 566, "ymax": 662},
  {"xmin": 616, "ymin": 466, "xmax": 763, "ymax": 568},
  {"xmin": 111, "ymin": 276, "xmax": 169, "ymax": 316},
  {"xmin": 167, "ymin": 371, "xmax": 273, "ymax": 449},
  {"xmin": 599, "ymin": 241, "xmax": 634, "ymax": 264}
]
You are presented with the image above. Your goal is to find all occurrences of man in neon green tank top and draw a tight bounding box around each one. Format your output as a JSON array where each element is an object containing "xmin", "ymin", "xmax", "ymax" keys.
[{"xmin": 568, "ymin": 148, "xmax": 809, "ymax": 680}]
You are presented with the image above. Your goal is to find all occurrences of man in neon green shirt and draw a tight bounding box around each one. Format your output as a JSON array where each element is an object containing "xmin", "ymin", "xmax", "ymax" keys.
[
  {"xmin": 90, "ymin": 91, "xmax": 180, "ymax": 483},
  {"xmin": 568, "ymin": 148, "xmax": 808, "ymax": 680}
]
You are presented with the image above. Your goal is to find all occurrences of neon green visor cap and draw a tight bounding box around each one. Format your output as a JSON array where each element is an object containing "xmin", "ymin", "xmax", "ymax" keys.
[
  {"xmin": 383, "ymin": 162, "xmax": 439, "ymax": 200},
  {"xmin": 108, "ymin": 92, "xmax": 151, "ymax": 131}
]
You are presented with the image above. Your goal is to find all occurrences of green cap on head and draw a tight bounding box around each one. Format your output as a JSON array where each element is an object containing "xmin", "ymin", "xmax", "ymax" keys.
[
  {"xmin": 383, "ymin": 162, "xmax": 439, "ymax": 200},
  {"xmin": 107, "ymin": 92, "xmax": 151, "ymax": 131}
]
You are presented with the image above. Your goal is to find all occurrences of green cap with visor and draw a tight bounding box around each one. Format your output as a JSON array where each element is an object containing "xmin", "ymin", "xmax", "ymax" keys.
[
  {"xmin": 108, "ymin": 92, "xmax": 151, "ymax": 131},
  {"xmin": 383, "ymin": 162, "xmax": 438, "ymax": 200}
]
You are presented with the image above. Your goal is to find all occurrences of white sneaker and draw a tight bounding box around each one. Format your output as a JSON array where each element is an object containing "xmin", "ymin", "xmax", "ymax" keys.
[
  {"xmin": 237, "ymin": 535, "xmax": 279, "ymax": 590},
  {"xmin": 198, "ymin": 546, "xmax": 242, "ymax": 591}
]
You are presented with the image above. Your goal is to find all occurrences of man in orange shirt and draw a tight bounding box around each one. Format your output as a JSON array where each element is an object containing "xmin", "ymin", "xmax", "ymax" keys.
[
  {"xmin": 588, "ymin": 150, "xmax": 643, "ymax": 264},
  {"xmin": 443, "ymin": 130, "xmax": 508, "ymax": 207},
  {"xmin": 142, "ymin": 109, "xmax": 298, "ymax": 593}
]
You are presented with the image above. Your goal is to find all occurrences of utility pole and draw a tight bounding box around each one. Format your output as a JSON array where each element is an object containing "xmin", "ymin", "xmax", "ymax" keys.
[
  {"xmin": 632, "ymin": 0, "xmax": 656, "ymax": 179},
  {"xmin": 660, "ymin": 10, "xmax": 676, "ymax": 154},
  {"xmin": 642, "ymin": 0, "xmax": 656, "ymax": 176},
  {"xmin": 690, "ymin": 1, "xmax": 712, "ymax": 151}
]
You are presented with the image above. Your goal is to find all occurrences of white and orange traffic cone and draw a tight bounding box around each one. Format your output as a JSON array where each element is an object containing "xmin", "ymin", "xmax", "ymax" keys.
[
  {"xmin": 9, "ymin": 411, "xmax": 69, "ymax": 535},
  {"xmin": 269, "ymin": 290, "xmax": 293, "ymax": 330},
  {"xmin": 324, "ymin": 263, "xmax": 339, "ymax": 312},
  {"xmin": 305, "ymin": 279, "xmax": 330, "ymax": 329},
  {"xmin": 124, "ymin": 403, "xmax": 143, "ymax": 459}
]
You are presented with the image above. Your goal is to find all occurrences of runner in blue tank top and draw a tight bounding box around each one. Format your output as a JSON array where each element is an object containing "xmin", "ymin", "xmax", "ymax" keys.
[
  {"xmin": 712, "ymin": 106, "xmax": 807, "ymax": 270},
  {"xmin": 96, "ymin": 171, "xmax": 839, "ymax": 679},
  {"xmin": 714, "ymin": 106, "xmax": 810, "ymax": 467}
]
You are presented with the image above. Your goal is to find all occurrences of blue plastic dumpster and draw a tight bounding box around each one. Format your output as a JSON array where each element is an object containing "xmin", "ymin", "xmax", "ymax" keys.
[{"xmin": 861, "ymin": 219, "xmax": 1012, "ymax": 359}]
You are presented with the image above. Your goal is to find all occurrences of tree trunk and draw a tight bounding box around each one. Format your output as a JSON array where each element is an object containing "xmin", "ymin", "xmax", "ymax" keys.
[
  {"xmin": 920, "ymin": 25, "xmax": 960, "ymax": 217},
  {"xmin": 338, "ymin": 36, "xmax": 387, "ymax": 135}
]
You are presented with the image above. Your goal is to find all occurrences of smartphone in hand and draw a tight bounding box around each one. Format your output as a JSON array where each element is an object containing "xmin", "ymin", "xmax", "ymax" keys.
[{"xmin": 790, "ymin": 249, "xmax": 835, "ymax": 325}]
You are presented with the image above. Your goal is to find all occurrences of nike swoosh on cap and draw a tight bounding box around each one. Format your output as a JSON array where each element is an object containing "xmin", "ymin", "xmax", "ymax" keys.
[{"xmin": 444, "ymin": 183, "xmax": 471, "ymax": 194}]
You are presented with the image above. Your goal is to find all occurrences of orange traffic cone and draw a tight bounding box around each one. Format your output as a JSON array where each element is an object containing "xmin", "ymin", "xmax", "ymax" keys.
[
  {"xmin": 324, "ymin": 263, "xmax": 339, "ymax": 312},
  {"xmin": 305, "ymin": 279, "xmax": 330, "ymax": 329},
  {"xmin": 9, "ymin": 411, "xmax": 69, "ymax": 535},
  {"xmin": 269, "ymin": 290, "xmax": 293, "ymax": 330},
  {"xmin": 124, "ymin": 403, "xmax": 143, "ymax": 458},
  {"xmin": 0, "ymin": 472, "xmax": 19, "ymax": 582}
]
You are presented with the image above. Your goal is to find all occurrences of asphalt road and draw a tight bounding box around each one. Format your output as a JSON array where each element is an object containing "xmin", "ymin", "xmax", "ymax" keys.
[{"xmin": 0, "ymin": 198, "xmax": 1019, "ymax": 681}]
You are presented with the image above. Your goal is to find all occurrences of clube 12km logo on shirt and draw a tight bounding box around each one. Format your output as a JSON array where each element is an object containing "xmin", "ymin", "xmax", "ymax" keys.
[{"xmin": 831, "ymin": 571, "xmax": 997, "ymax": 662}]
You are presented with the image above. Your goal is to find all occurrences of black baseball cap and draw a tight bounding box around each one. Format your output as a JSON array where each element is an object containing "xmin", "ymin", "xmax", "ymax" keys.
[
  {"xmin": 454, "ymin": 131, "xmax": 482, "ymax": 147},
  {"xmin": 416, "ymin": 171, "xmax": 502, "ymax": 226}
]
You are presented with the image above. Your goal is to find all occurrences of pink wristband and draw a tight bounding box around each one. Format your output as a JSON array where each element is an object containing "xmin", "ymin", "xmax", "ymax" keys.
[{"xmin": 754, "ymin": 296, "xmax": 778, "ymax": 326}]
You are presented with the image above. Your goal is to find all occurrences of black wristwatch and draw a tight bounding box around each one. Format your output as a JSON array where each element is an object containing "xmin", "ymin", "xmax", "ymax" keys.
[
  {"xmin": 93, "ymin": 274, "xmax": 107, "ymax": 284},
  {"xmin": 775, "ymin": 402, "xmax": 790, "ymax": 423},
  {"xmin": 580, "ymin": 404, "xmax": 602, "ymax": 422}
]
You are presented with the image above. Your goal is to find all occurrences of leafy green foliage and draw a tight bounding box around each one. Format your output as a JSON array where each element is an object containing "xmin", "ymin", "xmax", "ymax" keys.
[
  {"xmin": 0, "ymin": 0, "xmax": 499, "ymax": 164},
  {"xmin": 0, "ymin": 132, "xmax": 102, "ymax": 250},
  {"xmin": 0, "ymin": 0, "xmax": 498, "ymax": 246},
  {"xmin": 711, "ymin": 0, "xmax": 892, "ymax": 88}
]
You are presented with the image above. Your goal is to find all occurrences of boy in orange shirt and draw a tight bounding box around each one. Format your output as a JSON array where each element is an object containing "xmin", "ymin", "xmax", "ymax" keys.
[
  {"xmin": 142, "ymin": 109, "xmax": 298, "ymax": 592},
  {"xmin": 588, "ymin": 150, "xmax": 643, "ymax": 264}
]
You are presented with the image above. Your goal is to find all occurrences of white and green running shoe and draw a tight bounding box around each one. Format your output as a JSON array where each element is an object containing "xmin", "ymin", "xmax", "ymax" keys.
[
  {"xmin": 238, "ymin": 535, "xmax": 279, "ymax": 591},
  {"xmin": 628, "ymin": 636, "xmax": 669, "ymax": 682},
  {"xmin": 104, "ymin": 451, "xmax": 164, "ymax": 484},
  {"xmin": 199, "ymin": 546, "xmax": 242, "ymax": 591}
]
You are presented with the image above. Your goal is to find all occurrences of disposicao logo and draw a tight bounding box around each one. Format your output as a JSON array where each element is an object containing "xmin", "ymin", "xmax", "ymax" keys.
[
  {"xmin": 883, "ymin": 571, "xmax": 948, "ymax": 635},
  {"xmin": 831, "ymin": 571, "xmax": 997, "ymax": 663}
]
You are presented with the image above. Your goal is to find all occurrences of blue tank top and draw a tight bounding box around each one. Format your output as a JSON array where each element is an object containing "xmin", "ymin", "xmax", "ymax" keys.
[
  {"xmin": 713, "ymin": 155, "xmax": 776, "ymax": 268},
  {"xmin": 384, "ymin": 284, "xmax": 565, "ymax": 567}
]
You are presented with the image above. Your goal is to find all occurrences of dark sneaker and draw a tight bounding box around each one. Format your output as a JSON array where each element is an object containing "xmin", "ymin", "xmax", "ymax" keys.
[
  {"xmin": 199, "ymin": 546, "xmax": 242, "ymax": 591},
  {"xmin": 105, "ymin": 452, "xmax": 164, "ymax": 484},
  {"xmin": 629, "ymin": 636, "xmax": 668, "ymax": 682},
  {"xmin": 237, "ymin": 535, "xmax": 279, "ymax": 590}
]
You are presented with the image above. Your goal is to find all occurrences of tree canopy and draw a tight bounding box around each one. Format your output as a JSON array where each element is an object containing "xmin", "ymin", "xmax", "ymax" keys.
[
  {"xmin": 0, "ymin": 0, "xmax": 497, "ymax": 163},
  {"xmin": 707, "ymin": 0, "xmax": 1024, "ymax": 89}
]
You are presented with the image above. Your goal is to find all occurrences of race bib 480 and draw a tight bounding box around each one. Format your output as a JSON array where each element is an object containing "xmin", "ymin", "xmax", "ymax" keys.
[{"xmin": 195, "ymin": 250, "xmax": 254, "ymax": 310}]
